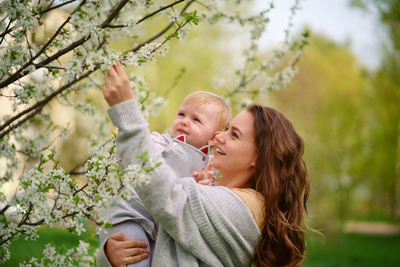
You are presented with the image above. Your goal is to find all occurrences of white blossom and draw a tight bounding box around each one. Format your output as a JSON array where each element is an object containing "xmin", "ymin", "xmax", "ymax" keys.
[
  {"xmin": 176, "ymin": 28, "xmax": 187, "ymax": 40},
  {"xmin": 168, "ymin": 10, "xmax": 180, "ymax": 22}
]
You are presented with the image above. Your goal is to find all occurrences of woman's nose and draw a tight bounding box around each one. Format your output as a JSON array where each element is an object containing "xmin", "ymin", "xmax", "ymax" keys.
[{"xmin": 214, "ymin": 131, "xmax": 225, "ymax": 144}]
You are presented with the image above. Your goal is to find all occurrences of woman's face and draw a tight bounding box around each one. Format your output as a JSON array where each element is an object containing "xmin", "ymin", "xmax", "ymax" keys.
[{"xmin": 211, "ymin": 110, "xmax": 257, "ymax": 182}]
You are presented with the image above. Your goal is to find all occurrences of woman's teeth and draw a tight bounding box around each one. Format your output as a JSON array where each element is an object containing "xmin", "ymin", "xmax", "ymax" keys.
[{"xmin": 216, "ymin": 148, "xmax": 226, "ymax": 155}]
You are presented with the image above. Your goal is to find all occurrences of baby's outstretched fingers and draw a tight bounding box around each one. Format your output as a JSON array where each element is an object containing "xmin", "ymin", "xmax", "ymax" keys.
[{"xmin": 101, "ymin": 62, "xmax": 134, "ymax": 106}]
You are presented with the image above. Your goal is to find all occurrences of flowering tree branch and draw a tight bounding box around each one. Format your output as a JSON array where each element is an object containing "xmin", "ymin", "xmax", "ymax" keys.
[{"xmin": 0, "ymin": 0, "xmax": 197, "ymax": 140}]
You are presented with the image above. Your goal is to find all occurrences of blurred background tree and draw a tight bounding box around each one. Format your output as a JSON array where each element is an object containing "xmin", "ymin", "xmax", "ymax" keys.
[
  {"xmin": 271, "ymin": 0, "xmax": 400, "ymax": 231},
  {"xmin": 349, "ymin": 0, "xmax": 400, "ymax": 220},
  {"xmin": 269, "ymin": 34, "xmax": 370, "ymax": 230}
]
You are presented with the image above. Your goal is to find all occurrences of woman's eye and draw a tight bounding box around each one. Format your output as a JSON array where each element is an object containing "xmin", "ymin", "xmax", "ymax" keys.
[
  {"xmin": 232, "ymin": 132, "xmax": 238, "ymax": 138},
  {"xmin": 178, "ymin": 113, "xmax": 184, "ymax": 117},
  {"xmin": 194, "ymin": 118, "xmax": 200, "ymax": 122}
]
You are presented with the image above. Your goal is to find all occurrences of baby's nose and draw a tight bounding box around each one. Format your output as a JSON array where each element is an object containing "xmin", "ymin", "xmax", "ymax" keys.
[{"xmin": 182, "ymin": 119, "xmax": 189, "ymax": 126}]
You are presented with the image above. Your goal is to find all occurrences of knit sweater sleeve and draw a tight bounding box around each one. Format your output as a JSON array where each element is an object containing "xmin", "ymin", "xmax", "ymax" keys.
[{"xmin": 107, "ymin": 100, "xmax": 260, "ymax": 266}]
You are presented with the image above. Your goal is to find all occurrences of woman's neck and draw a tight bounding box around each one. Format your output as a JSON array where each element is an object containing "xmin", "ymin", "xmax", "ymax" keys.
[{"xmin": 217, "ymin": 171, "xmax": 252, "ymax": 189}]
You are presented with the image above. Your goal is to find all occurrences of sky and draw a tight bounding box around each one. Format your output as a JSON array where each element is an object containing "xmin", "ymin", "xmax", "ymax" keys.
[{"xmin": 259, "ymin": 0, "xmax": 386, "ymax": 69}]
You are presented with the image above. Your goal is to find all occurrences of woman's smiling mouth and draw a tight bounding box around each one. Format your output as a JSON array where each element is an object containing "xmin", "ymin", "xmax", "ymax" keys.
[{"xmin": 215, "ymin": 147, "xmax": 226, "ymax": 155}]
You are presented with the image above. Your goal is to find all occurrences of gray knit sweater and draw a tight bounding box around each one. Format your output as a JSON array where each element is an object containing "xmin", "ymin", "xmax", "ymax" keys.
[{"xmin": 98, "ymin": 100, "xmax": 260, "ymax": 267}]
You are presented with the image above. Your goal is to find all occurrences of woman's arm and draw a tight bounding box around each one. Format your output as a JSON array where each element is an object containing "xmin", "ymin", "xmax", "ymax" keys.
[{"xmin": 99, "ymin": 63, "xmax": 153, "ymax": 267}]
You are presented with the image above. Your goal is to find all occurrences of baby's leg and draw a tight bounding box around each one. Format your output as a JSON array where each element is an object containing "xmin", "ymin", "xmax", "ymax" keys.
[{"xmin": 100, "ymin": 221, "xmax": 154, "ymax": 267}]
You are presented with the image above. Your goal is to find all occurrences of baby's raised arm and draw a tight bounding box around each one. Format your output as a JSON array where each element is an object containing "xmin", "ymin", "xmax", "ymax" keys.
[{"xmin": 98, "ymin": 63, "xmax": 152, "ymax": 267}]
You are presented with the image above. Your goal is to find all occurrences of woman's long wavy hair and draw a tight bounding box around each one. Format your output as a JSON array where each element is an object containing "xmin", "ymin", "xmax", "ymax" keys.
[{"xmin": 247, "ymin": 104, "xmax": 310, "ymax": 267}]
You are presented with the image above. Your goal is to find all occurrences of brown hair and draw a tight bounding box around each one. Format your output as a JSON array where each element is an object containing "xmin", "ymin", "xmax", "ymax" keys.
[
  {"xmin": 182, "ymin": 91, "xmax": 231, "ymax": 130},
  {"xmin": 247, "ymin": 104, "xmax": 310, "ymax": 267}
]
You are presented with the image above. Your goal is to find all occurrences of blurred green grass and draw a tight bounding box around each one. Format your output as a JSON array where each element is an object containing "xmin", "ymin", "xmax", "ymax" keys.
[
  {"xmin": 304, "ymin": 233, "xmax": 400, "ymax": 267},
  {"xmin": 6, "ymin": 229, "xmax": 400, "ymax": 266}
]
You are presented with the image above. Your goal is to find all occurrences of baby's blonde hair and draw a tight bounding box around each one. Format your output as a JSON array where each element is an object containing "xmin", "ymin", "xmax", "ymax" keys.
[{"xmin": 182, "ymin": 91, "xmax": 231, "ymax": 130}]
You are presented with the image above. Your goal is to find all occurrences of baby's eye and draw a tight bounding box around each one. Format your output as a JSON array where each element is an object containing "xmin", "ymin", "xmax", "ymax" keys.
[
  {"xmin": 178, "ymin": 112, "xmax": 185, "ymax": 117},
  {"xmin": 225, "ymin": 127, "xmax": 229, "ymax": 131},
  {"xmin": 194, "ymin": 118, "xmax": 201, "ymax": 123}
]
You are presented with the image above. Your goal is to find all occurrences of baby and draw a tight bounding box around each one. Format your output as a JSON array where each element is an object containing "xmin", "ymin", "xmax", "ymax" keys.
[
  {"xmin": 97, "ymin": 63, "xmax": 231, "ymax": 267},
  {"xmin": 150, "ymin": 90, "xmax": 231, "ymax": 169}
]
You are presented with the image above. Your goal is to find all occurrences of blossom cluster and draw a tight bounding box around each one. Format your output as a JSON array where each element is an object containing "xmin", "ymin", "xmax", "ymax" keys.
[{"xmin": 20, "ymin": 241, "xmax": 94, "ymax": 267}]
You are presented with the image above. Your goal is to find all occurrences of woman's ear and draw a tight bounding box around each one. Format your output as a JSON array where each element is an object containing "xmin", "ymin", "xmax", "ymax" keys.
[{"xmin": 250, "ymin": 150, "xmax": 257, "ymax": 167}]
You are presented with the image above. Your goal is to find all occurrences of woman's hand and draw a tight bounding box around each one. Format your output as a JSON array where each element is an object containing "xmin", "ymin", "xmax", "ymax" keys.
[
  {"xmin": 193, "ymin": 163, "xmax": 215, "ymax": 186},
  {"xmin": 102, "ymin": 62, "xmax": 134, "ymax": 106},
  {"xmin": 105, "ymin": 232, "xmax": 149, "ymax": 267}
]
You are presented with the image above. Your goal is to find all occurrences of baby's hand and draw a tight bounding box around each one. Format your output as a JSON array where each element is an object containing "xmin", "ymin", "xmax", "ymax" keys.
[
  {"xmin": 193, "ymin": 162, "xmax": 215, "ymax": 186},
  {"xmin": 102, "ymin": 62, "xmax": 134, "ymax": 106}
]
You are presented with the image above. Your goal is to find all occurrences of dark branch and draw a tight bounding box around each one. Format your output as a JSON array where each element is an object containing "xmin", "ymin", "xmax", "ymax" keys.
[
  {"xmin": 131, "ymin": 0, "xmax": 194, "ymax": 53},
  {"xmin": 104, "ymin": 0, "xmax": 187, "ymax": 29},
  {"xmin": 34, "ymin": 64, "xmax": 66, "ymax": 70},
  {"xmin": 0, "ymin": 231, "xmax": 21, "ymax": 247},
  {"xmin": 72, "ymin": 183, "xmax": 89, "ymax": 196},
  {"xmin": 17, "ymin": 203, "xmax": 33, "ymax": 227},
  {"xmin": 40, "ymin": 0, "xmax": 78, "ymax": 15},
  {"xmin": 62, "ymin": 205, "xmax": 94, "ymax": 219},
  {"xmin": 0, "ymin": 204, "xmax": 9, "ymax": 215},
  {"xmin": 131, "ymin": 21, "xmax": 174, "ymax": 53},
  {"xmin": 24, "ymin": 30, "xmax": 33, "ymax": 59},
  {"xmin": 0, "ymin": 19, "xmax": 13, "ymax": 46},
  {"xmin": 100, "ymin": 0, "xmax": 130, "ymax": 28},
  {"xmin": 136, "ymin": 0, "xmax": 185, "ymax": 24},
  {"xmin": 19, "ymin": 219, "xmax": 45, "ymax": 226},
  {"xmin": 102, "ymin": 24, "xmax": 127, "ymax": 29}
]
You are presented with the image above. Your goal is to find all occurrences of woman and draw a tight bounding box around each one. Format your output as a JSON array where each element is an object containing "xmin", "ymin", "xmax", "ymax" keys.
[{"xmin": 99, "ymin": 64, "xmax": 310, "ymax": 266}]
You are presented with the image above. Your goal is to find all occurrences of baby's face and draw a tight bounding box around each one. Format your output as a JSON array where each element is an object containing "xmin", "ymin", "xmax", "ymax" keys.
[{"xmin": 171, "ymin": 102, "xmax": 220, "ymax": 149}]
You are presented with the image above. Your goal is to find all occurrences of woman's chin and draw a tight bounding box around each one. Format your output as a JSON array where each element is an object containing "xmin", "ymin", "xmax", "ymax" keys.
[{"xmin": 211, "ymin": 158, "xmax": 222, "ymax": 171}]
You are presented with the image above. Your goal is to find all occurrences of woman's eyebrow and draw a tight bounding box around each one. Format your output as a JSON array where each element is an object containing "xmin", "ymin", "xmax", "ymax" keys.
[{"xmin": 231, "ymin": 125, "xmax": 243, "ymax": 136}]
